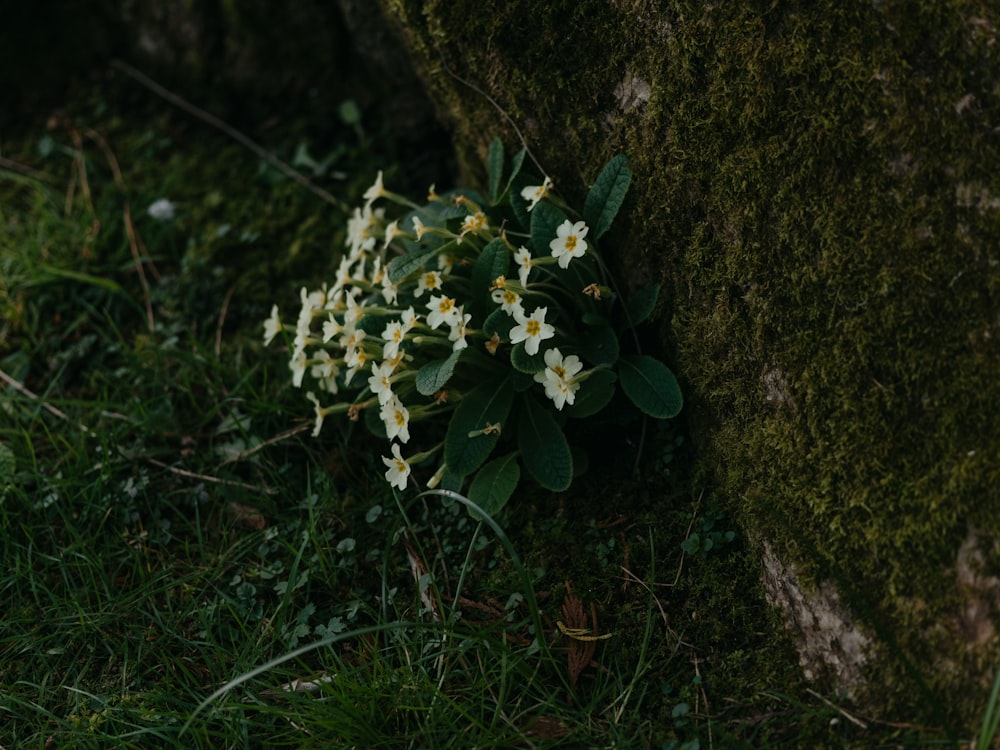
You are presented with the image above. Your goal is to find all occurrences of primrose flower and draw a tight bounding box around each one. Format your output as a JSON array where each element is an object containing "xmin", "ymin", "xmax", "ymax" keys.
[
  {"xmin": 491, "ymin": 286, "xmax": 524, "ymax": 318},
  {"xmin": 289, "ymin": 348, "xmax": 308, "ymax": 388},
  {"xmin": 448, "ymin": 309, "xmax": 472, "ymax": 351},
  {"xmin": 382, "ymin": 443, "xmax": 411, "ymax": 491},
  {"xmin": 460, "ymin": 211, "xmax": 488, "ymax": 237},
  {"xmin": 363, "ymin": 170, "xmax": 386, "ymax": 209},
  {"xmin": 368, "ymin": 361, "xmax": 396, "ymax": 406},
  {"xmin": 381, "ymin": 320, "xmax": 405, "ymax": 360},
  {"xmin": 549, "ymin": 220, "xmax": 589, "ymax": 269},
  {"xmin": 322, "ymin": 314, "xmax": 343, "ymax": 343},
  {"xmin": 380, "ymin": 274, "xmax": 399, "ymax": 305},
  {"xmin": 412, "ymin": 215, "xmax": 429, "ymax": 240},
  {"xmin": 263, "ymin": 305, "xmax": 282, "ymax": 345},
  {"xmin": 383, "ymin": 219, "xmax": 401, "ymax": 248},
  {"xmin": 415, "ymin": 270, "xmax": 442, "ymax": 298},
  {"xmin": 305, "ymin": 391, "xmax": 328, "ymax": 437},
  {"xmin": 426, "ymin": 295, "xmax": 460, "ymax": 330},
  {"xmin": 346, "ymin": 205, "xmax": 381, "ymax": 260},
  {"xmin": 400, "ymin": 306, "xmax": 418, "ymax": 333},
  {"xmin": 310, "ymin": 349, "xmax": 339, "ymax": 382},
  {"xmin": 380, "ymin": 395, "xmax": 411, "ymax": 443},
  {"xmin": 509, "ymin": 306, "xmax": 555, "ymax": 356},
  {"xmin": 533, "ymin": 347, "xmax": 583, "ymax": 410},
  {"xmin": 513, "ymin": 247, "xmax": 535, "ymax": 287},
  {"xmin": 520, "ymin": 177, "xmax": 553, "ymax": 211}
]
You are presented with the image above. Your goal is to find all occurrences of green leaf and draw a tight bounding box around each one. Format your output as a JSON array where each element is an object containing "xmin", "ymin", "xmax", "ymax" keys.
[
  {"xmin": 415, "ymin": 350, "xmax": 462, "ymax": 396},
  {"xmin": 444, "ymin": 375, "xmax": 515, "ymax": 476},
  {"xmin": 387, "ymin": 243, "xmax": 440, "ymax": 283},
  {"xmin": 504, "ymin": 148, "xmax": 527, "ymax": 200},
  {"xmin": 583, "ymin": 154, "xmax": 632, "ymax": 240},
  {"xmin": 510, "ymin": 342, "xmax": 546, "ymax": 374},
  {"xmin": 468, "ymin": 453, "xmax": 520, "ymax": 517},
  {"xmin": 39, "ymin": 265, "xmax": 125, "ymax": 293},
  {"xmin": 517, "ymin": 396, "xmax": 573, "ymax": 491},
  {"xmin": 530, "ymin": 201, "xmax": 567, "ymax": 256},
  {"xmin": 619, "ymin": 354, "xmax": 683, "ymax": 419},
  {"xmin": 564, "ymin": 369, "xmax": 617, "ymax": 419},
  {"xmin": 487, "ymin": 138, "xmax": 504, "ymax": 203},
  {"xmin": 483, "ymin": 308, "xmax": 515, "ymax": 339},
  {"xmin": 578, "ymin": 324, "xmax": 619, "ymax": 365},
  {"xmin": 626, "ymin": 283, "xmax": 661, "ymax": 326},
  {"xmin": 471, "ymin": 238, "xmax": 510, "ymax": 316}
]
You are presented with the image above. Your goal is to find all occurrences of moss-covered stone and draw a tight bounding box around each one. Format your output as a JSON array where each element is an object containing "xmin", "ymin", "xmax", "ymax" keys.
[{"xmin": 378, "ymin": 0, "xmax": 1000, "ymax": 729}]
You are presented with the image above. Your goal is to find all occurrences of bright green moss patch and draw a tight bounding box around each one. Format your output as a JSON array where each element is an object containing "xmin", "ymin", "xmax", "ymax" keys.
[{"xmin": 380, "ymin": 0, "xmax": 1000, "ymax": 731}]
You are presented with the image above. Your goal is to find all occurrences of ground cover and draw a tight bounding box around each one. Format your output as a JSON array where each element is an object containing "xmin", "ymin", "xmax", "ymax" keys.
[{"xmin": 0, "ymin": 65, "xmax": 982, "ymax": 749}]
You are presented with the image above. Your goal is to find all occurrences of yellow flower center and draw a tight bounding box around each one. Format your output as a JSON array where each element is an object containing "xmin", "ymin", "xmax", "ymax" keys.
[
  {"xmin": 439, "ymin": 298, "xmax": 455, "ymax": 314},
  {"xmin": 565, "ymin": 236, "xmax": 578, "ymax": 252},
  {"xmin": 526, "ymin": 320, "xmax": 541, "ymax": 336}
]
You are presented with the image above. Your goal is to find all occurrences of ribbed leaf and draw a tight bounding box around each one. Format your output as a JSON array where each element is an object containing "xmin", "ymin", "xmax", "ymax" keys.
[
  {"xmin": 415, "ymin": 351, "xmax": 462, "ymax": 396},
  {"xmin": 583, "ymin": 155, "xmax": 632, "ymax": 240},
  {"xmin": 530, "ymin": 200, "xmax": 567, "ymax": 256},
  {"xmin": 487, "ymin": 138, "xmax": 504, "ymax": 203},
  {"xmin": 626, "ymin": 283, "xmax": 661, "ymax": 326},
  {"xmin": 468, "ymin": 453, "xmax": 520, "ymax": 518},
  {"xmin": 387, "ymin": 243, "xmax": 441, "ymax": 284},
  {"xmin": 619, "ymin": 354, "xmax": 682, "ymax": 419},
  {"xmin": 564, "ymin": 369, "xmax": 617, "ymax": 419},
  {"xmin": 444, "ymin": 376, "xmax": 514, "ymax": 476},
  {"xmin": 517, "ymin": 396, "xmax": 572, "ymax": 491}
]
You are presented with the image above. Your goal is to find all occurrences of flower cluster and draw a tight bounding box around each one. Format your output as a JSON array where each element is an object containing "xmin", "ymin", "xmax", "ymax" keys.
[{"xmin": 263, "ymin": 144, "xmax": 677, "ymax": 508}]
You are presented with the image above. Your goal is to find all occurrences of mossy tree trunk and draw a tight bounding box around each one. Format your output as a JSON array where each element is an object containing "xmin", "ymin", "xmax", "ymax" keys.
[{"xmin": 377, "ymin": 0, "xmax": 1000, "ymax": 728}]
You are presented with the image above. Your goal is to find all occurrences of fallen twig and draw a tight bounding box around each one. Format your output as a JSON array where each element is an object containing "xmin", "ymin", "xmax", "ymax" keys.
[{"xmin": 0, "ymin": 367, "xmax": 90, "ymax": 433}]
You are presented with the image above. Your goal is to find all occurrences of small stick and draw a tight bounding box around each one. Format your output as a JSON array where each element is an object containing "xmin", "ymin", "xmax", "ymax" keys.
[
  {"xmin": 0, "ymin": 367, "xmax": 90, "ymax": 433},
  {"xmin": 146, "ymin": 457, "xmax": 277, "ymax": 496},
  {"xmin": 123, "ymin": 203, "xmax": 155, "ymax": 332}
]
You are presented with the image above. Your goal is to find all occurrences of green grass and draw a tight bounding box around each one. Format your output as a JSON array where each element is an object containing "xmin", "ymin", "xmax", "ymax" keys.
[{"xmin": 0, "ymin": 67, "xmax": 983, "ymax": 749}]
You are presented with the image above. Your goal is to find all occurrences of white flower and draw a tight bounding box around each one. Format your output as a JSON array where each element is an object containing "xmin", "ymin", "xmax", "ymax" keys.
[
  {"xmin": 346, "ymin": 205, "xmax": 381, "ymax": 260},
  {"xmin": 448, "ymin": 309, "xmax": 472, "ymax": 351},
  {"xmin": 263, "ymin": 305, "xmax": 282, "ymax": 345},
  {"xmin": 491, "ymin": 287, "xmax": 524, "ymax": 318},
  {"xmin": 305, "ymin": 391, "xmax": 327, "ymax": 437},
  {"xmin": 549, "ymin": 220, "xmax": 589, "ymax": 269},
  {"xmin": 310, "ymin": 349, "xmax": 339, "ymax": 381},
  {"xmin": 147, "ymin": 198, "xmax": 176, "ymax": 221},
  {"xmin": 415, "ymin": 270, "xmax": 442, "ymax": 298},
  {"xmin": 383, "ymin": 219, "xmax": 401, "ymax": 248},
  {"xmin": 533, "ymin": 347, "xmax": 583, "ymax": 410},
  {"xmin": 460, "ymin": 211, "xmax": 488, "ymax": 237},
  {"xmin": 382, "ymin": 443, "xmax": 411, "ymax": 491},
  {"xmin": 289, "ymin": 348, "xmax": 308, "ymax": 388},
  {"xmin": 426, "ymin": 295, "xmax": 460, "ymax": 330},
  {"xmin": 412, "ymin": 215, "xmax": 429, "ymax": 240},
  {"xmin": 513, "ymin": 247, "xmax": 535, "ymax": 287},
  {"xmin": 363, "ymin": 170, "xmax": 386, "ymax": 209},
  {"xmin": 368, "ymin": 362, "xmax": 396, "ymax": 406},
  {"xmin": 380, "ymin": 395, "xmax": 411, "ymax": 443},
  {"xmin": 520, "ymin": 177, "xmax": 552, "ymax": 211},
  {"xmin": 381, "ymin": 320, "xmax": 405, "ymax": 360},
  {"xmin": 322, "ymin": 314, "xmax": 343, "ymax": 343},
  {"xmin": 437, "ymin": 253, "xmax": 455, "ymax": 273},
  {"xmin": 509, "ymin": 306, "xmax": 555, "ymax": 356},
  {"xmin": 400, "ymin": 307, "xmax": 418, "ymax": 332},
  {"xmin": 380, "ymin": 273, "xmax": 399, "ymax": 305}
]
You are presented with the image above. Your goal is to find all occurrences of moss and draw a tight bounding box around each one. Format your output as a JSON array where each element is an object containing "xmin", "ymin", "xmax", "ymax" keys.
[{"xmin": 379, "ymin": 0, "xmax": 1000, "ymax": 731}]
